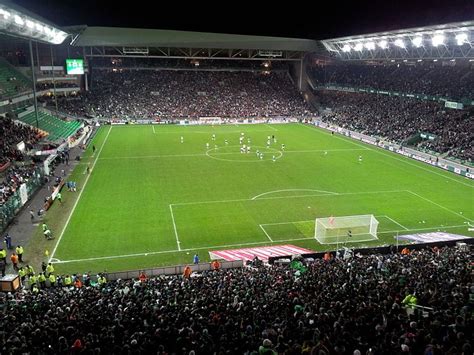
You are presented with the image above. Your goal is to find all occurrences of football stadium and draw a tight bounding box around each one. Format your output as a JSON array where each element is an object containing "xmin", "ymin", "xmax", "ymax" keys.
[{"xmin": 0, "ymin": 1, "xmax": 473, "ymax": 353}]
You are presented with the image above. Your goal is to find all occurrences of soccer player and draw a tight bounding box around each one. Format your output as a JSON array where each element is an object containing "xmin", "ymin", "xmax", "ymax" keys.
[
  {"xmin": 256, "ymin": 149, "xmax": 260, "ymax": 157},
  {"xmin": 214, "ymin": 144, "xmax": 218, "ymax": 150},
  {"xmin": 272, "ymin": 155, "xmax": 276, "ymax": 162},
  {"xmin": 260, "ymin": 153, "xmax": 264, "ymax": 160},
  {"xmin": 281, "ymin": 144, "xmax": 285, "ymax": 150},
  {"xmin": 324, "ymin": 151, "xmax": 328, "ymax": 156},
  {"xmin": 358, "ymin": 155, "xmax": 363, "ymax": 162},
  {"xmin": 247, "ymin": 138, "xmax": 251, "ymax": 144},
  {"xmin": 246, "ymin": 146, "xmax": 250, "ymax": 153},
  {"xmin": 180, "ymin": 136, "xmax": 184, "ymax": 143},
  {"xmin": 212, "ymin": 134, "xmax": 216, "ymax": 141},
  {"xmin": 267, "ymin": 139, "xmax": 270, "ymax": 147},
  {"xmin": 206, "ymin": 142, "xmax": 210, "ymax": 149},
  {"xmin": 239, "ymin": 136, "xmax": 244, "ymax": 145},
  {"xmin": 225, "ymin": 139, "xmax": 228, "ymax": 145}
]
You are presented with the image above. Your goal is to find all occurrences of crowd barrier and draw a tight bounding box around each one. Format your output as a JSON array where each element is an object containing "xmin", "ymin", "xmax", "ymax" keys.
[
  {"xmin": 268, "ymin": 237, "xmax": 473, "ymax": 264},
  {"xmin": 106, "ymin": 260, "xmax": 244, "ymax": 281}
]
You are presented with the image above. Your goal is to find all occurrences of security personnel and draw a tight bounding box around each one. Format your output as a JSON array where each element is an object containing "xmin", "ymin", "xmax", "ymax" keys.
[
  {"xmin": 38, "ymin": 273, "xmax": 47, "ymax": 288},
  {"xmin": 402, "ymin": 292, "xmax": 418, "ymax": 309},
  {"xmin": 98, "ymin": 274, "xmax": 107, "ymax": 286},
  {"xmin": 48, "ymin": 273, "xmax": 56, "ymax": 287},
  {"xmin": 29, "ymin": 273, "xmax": 37, "ymax": 288},
  {"xmin": 26, "ymin": 264, "xmax": 34, "ymax": 275},
  {"xmin": 15, "ymin": 245, "xmax": 24, "ymax": 262},
  {"xmin": 46, "ymin": 263, "xmax": 54, "ymax": 277},
  {"xmin": 63, "ymin": 275, "xmax": 72, "ymax": 287},
  {"xmin": 18, "ymin": 267, "xmax": 27, "ymax": 283},
  {"xmin": 0, "ymin": 248, "xmax": 6, "ymax": 264}
]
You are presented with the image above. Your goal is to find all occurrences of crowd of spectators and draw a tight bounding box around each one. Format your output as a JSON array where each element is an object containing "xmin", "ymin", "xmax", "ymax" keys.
[
  {"xmin": 0, "ymin": 117, "xmax": 41, "ymax": 206},
  {"xmin": 46, "ymin": 69, "xmax": 311, "ymax": 119},
  {"xmin": 309, "ymin": 62, "xmax": 474, "ymax": 101},
  {"xmin": 316, "ymin": 90, "xmax": 473, "ymax": 162},
  {"xmin": 1, "ymin": 245, "xmax": 472, "ymax": 354},
  {"xmin": 91, "ymin": 57, "xmax": 289, "ymax": 71}
]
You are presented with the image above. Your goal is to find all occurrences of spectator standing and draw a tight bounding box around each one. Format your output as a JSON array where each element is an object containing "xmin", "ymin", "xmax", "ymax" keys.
[{"xmin": 193, "ymin": 253, "xmax": 199, "ymax": 264}]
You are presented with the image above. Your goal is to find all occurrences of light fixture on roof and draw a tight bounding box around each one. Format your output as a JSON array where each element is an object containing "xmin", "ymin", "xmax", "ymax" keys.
[
  {"xmin": 342, "ymin": 44, "xmax": 351, "ymax": 52},
  {"xmin": 14, "ymin": 14, "xmax": 24, "ymax": 25},
  {"xmin": 364, "ymin": 42, "xmax": 375, "ymax": 50},
  {"xmin": 353, "ymin": 43, "xmax": 363, "ymax": 51},
  {"xmin": 417, "ymin": 59, "xmax": 422, "ymax": 62},
  {"xmin": 431, "ymin": 33, "xmax": 445, "ymax": 47},
  {"xmin": 0, "ymin": 9, "xmax": 10, "ymax": 19},
  {"xmin": 412, "ymin": 36, "xmax": 423, "ymax": 48},
  {"xmin": 0, "ymin": 3, "xmax": 69, "ymax": 44},
  {"xmin": 394, "ymin": 39, "xmax": 405, "ymax": 48},
  {"xmin": 378, "ymin": 40, "xmax": 388, "ymax": 49},
  {"xmin": 455, "ymin": 33, "xmax": 468, "ymax": 45}
]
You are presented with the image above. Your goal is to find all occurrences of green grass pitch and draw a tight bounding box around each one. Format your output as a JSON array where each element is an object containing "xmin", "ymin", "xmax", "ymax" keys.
[{"xmin": 47, "ymin": 123, "xmax": 473, "ymax": 274}]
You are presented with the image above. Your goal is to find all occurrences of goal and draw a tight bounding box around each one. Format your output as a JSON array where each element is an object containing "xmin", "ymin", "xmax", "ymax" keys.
[{"xmin": 315, "ymin": 214, "xmax": 379, "ymax": 244}]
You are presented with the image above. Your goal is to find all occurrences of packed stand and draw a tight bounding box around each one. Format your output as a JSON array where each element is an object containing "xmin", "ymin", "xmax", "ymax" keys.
[
  {"xmin": 317, "ymin": 90, "xmax": 473, "ymax": 162},
  {"xmin": 1, "ymin": 246, "xmax": 472, "ymax": 354},
  {"xmin": 0, "ymin": 117, "xmax": 41, "ymax": 206},
  {"xmin": 309, "ymin": 62, "xmax": 474, "ymax": 101},
  {"xmin": 48, "ymin": 69, "xmax": 311, "ymax": 119}
]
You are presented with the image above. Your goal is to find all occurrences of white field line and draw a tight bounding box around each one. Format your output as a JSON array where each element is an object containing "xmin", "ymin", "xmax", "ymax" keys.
[
  {"xmin": 172, "ymin": 189, "xmax": 407, "ymax": 207},
  {"xmin": 300, "ymin": 124, "xmax": 474, "ymax": 189},
  {"xmin": 261, "ymin": 215, "xmax": 397, "ymax": 227},
  {"xmin": 259, "ymin": 224, "xmax": 274, "ymax": 242},
  {"xmin": 96, "ymin": 148, "xmax": 367, "ymax": 161},
  {"xmin": 169, "ymin": 204, "xmax": 181, "ymax": 251},
  {"xmin": 49, "ymin": 125, "xmax": 113, "ymax": 261},
  {"xmin": 51, "ymin": 223, "xmax": 469, "ymax": 264},
  {"xmin": 406, "ymin": 190, "xmax": 473, "ymax": 222},
  {"xmin": 265, "ymin": 124, "xmax": 279, "ymax": 131},
  {"xmin": 383, "ymin": 215, "xmax": 409, "ymax": 230},
  {"xmin": 252, "ymin": 189, "xmax": 338, "ymax": 200},
  {"xmin": 152, "ymin": 125, "xmax": 155, "ymax": 133}
]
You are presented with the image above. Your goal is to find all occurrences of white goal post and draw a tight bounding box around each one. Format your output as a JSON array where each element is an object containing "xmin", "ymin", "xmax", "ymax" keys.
[{"xmin": 315, "ymin": 214, "xmax": 379, "ymax": 244}]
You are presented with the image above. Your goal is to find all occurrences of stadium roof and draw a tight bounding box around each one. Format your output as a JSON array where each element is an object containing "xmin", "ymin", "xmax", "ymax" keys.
[
  {"xmin": 70, "ymin": 26, "xmax": 320, "ymax": 52},
  {"xmin": 321, "ymin": 21, "xmax": 474, "ymax": 61}
]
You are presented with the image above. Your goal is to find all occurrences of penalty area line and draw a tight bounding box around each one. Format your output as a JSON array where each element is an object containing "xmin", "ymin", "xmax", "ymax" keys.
[{"xmin": 259, "ymin": 224, "xmax": 274, "ymax": 242}]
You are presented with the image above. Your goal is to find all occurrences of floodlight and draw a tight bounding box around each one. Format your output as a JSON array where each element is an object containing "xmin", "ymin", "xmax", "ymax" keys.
[
  {"xmin": 14, "ymin": 14, "xmax": 24, "ymax": 25},
  {"xmin": 0, "ymin": 9, "xmax": 10, "ymax": 18},
  {"xmin": 354, "ymin": 43, "xmax": 363, "ymax": 51},
  {"xmin": 412, "ymin": 36, "xmax": 423, "ymax": 47},
  {"xmin": 431, "ymin": 33, "xmax": 444, "ymax": 46},
  {"xmin": 364, "ymin": 42, "xmax": 375, "ymax": 50},
  {"xmin": 342, "ymin": 44, "xmax": 351, "ymax": 52},
  {"xmin": 0, "ymin": 4, "xmax": 69, "ymax": 44},
  {"xmin": 455, "ymin": 33, "xmax": 468, "ymax": 45},
  {"xmin": 394, "ymin": 39, "xmax": 405, "ymax": 48},
  {"xmin": 378, "ymin": 40, "xmax": 388, "ymax": 49},
  {"xmin": 417, "ymin": 59, "xmax": 422, "ymax": 62}
]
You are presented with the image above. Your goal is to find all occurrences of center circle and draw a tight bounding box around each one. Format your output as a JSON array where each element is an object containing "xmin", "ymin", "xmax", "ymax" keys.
[{"xmin": 206, "ymin": 145, "xmax": 283, "ymax": 162}]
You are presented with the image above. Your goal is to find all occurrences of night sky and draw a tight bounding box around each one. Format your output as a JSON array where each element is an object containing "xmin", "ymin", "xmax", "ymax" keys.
[{"xmin": 9, "ymin": 0, "xmax": 474, "ymax": 40}]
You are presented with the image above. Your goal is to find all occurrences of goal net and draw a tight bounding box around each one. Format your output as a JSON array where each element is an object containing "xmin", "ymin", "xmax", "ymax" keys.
[{"xmin": 315, "ymin": 214, "xmax": 379, "ymax": 244}]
